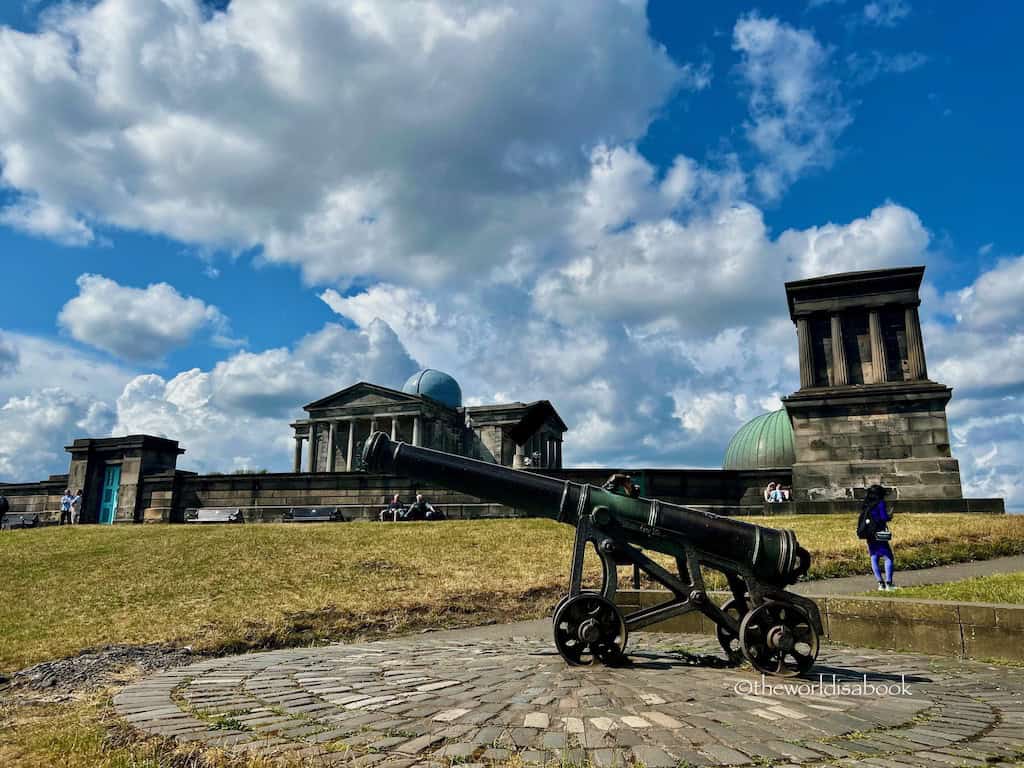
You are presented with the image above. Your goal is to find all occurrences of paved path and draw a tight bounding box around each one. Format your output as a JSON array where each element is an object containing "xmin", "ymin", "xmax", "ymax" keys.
[
  {"xmin": 794, "ymin": 553, "xmax": 1024, "ymax": 597},
  {"xmin": 116, "ymin": 622, "xmax": 1024, "ymax": 767}
]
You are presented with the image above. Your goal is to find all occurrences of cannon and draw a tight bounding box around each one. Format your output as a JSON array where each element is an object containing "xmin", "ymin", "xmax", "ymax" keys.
[{"xmin": 362, "ymin": 432, "xmax": 823, "ymax": 677}]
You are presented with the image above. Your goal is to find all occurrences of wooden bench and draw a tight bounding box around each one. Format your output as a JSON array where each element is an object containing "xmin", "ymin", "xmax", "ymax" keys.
[
  {"xmin": 184, "ymin": 508, "xmax": 244, "ymax": 524},
  {"xmin": 2, "ymin": 513, "xmax": 41, "ymax": 530},
  {"xmin": 283, "ymin": 507, "xmax": 345, "ymax": 523}
]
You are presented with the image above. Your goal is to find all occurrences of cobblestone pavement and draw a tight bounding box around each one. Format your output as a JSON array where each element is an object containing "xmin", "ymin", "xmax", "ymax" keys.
[{"xmin": 114, "ymin": 631, "xmax": 1024, "ymax": 767}]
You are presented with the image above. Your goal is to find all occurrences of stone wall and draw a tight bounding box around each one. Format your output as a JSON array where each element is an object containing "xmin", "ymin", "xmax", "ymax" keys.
[
  {"xmin": 618, "ymin": 590, "xmax": 1024, "ymax": 663},
  {"xmin": 0, "ymin": 477, "xmax": 68, "ymax": 522},
  {"xmin": 785, "ymin": 382, "xmax": 963, "ymax": 501}
]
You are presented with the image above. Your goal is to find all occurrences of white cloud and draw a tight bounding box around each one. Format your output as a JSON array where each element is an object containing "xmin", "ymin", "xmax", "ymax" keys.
[
  {"xmin": 861, "ymin": 0, "xmax": 911, "ymax": 27},
  {"xmin": 0, "ymin": 0, "xmax": 690, "ymax": 287},
  {"xmin": 845, "ymin": 50, "xmax": 928, "ymax": 85},
  {"xmin": 0, "ymin": 197, "xmax": 94, "ymax": 245},
  {"xmin": 113, "ymin": 319, "xmax": 419, "ymax": 473},
  {"xmin": 733, "ymin": 14, "xmax": 851, "ymax": 200},
  {"xmin": 0, "ymin": 387, "xmax": 115, "ymax": 481},
  {"xmin": 0, "ymin": 334, "xmax": 18, "ymax": 377},
  {"xmin": 58, "ymin": 274, "xmax": 233, "ymax": 361}
]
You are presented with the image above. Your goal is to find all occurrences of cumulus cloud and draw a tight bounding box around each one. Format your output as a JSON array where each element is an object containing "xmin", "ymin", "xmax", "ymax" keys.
[
  {"xmin": 58, "ymin": 274, "xmax": 234, "ymax": 361},
  {"xmin": 0, "ymin": 0, "xmax": 690, "ymax": 287},
  {"xmin": 0, "ymin": 197, "xmax": 95, "ymax": 245},
  {"xmin": 113, "ymin": 319, "xmax": 419, "ymax": 472},
  {"xmin": 0, "ymin": 387, "xmax": 115, "ymax": 480},
  {"xmin": 0, "ymin": 334, "xmax": 18, "ymax": 377},
  {"xmin": 733, "ymin": 14, "xmax": 852, "ymax": 200}
]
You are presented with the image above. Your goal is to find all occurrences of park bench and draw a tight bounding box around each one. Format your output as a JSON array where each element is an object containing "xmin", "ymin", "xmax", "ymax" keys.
[
  {"xmin": 283, "ymin": 507, "xmax": 345, "ymax": 523},
  {"xmin": 184, "ymin": 508, "xmax": 244, "ymax": 524},
  {"xmin": 2, "ymin": 513, "xmax": 41, "ymax": 530}
]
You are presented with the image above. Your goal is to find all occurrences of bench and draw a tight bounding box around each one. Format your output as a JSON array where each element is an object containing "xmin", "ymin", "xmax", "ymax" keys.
[
  {"xmin": 2, "ymin": 513, "xmax": 41, "ymax": 530},
  {"xmin": 184, "ymin": 508, "xmax": 244, "ymax": 524},
  {"xmin": 283, "ymin": 507, "xmax": 345, "ymax": 523}
]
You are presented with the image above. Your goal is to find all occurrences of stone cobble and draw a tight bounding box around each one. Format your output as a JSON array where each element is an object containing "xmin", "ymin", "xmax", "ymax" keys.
[{"xmin": 114, "ymin": 633, "xmax": 1024, "ymax": 766}]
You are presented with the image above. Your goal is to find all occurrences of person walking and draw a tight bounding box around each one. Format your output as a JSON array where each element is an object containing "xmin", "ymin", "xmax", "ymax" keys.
[
  {"xmin": 59, "ymin": 489, "xmax": 73, "ymax": 526},
  {"xmin": 71, "ymin": 489, "xmax": 83, "ymax": 524},
  {"xmin": 858, "ymin": 484, "xmax": 897, "ymax": 590}
]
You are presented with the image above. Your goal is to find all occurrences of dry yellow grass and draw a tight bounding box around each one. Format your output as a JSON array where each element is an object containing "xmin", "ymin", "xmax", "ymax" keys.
[{"xmin": 1, "ymin": 514, "xmax": 1023, "ymax": 673}]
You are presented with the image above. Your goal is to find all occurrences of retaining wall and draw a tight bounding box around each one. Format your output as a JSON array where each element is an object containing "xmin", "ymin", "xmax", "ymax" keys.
[{"xmin": 618, "ymin": 590, "xmax": 1024, "ymax": 663}]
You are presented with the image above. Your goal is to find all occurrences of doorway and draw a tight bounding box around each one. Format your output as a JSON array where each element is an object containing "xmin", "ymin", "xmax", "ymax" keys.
[{"xmin": 99, "ymin": 465, "xmax": 120, "ymax": 524}]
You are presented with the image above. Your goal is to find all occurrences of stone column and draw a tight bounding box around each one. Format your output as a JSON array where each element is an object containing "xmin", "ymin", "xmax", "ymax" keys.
[
  {"xmin": 327, "ymin": 421, "xmax": 337, "ymax": 472},
  {"xmin": 307, "ymin": 424, "xmax": 318, "ymax": 473},
  {"xmin": 346, "ymin": 420, "xmax": 355, "ymax": 472},
  {"xmin": 555, "ymin": 440, "xmax": 562, "ymax": 469},
  {"xmin": 513, "ymin": 441, "xmax": 525, "ymax": 469},
  {"xmin": 293, "ymin": 436, "xmax": 304, "ymax": 473},
  {"xmin": 390, "ymin": 416, "xmax": 398, "ymax": 441},
  {"xmin": 412, "ymin": 415, "xmax": 421, "ymax": 447},
  {"xmin": 796, "ymin": 317, "xmax": 815, "ymax": 389},
  {"xmin": 830, "ymin": 314, "xmax": 849, "ymax": 386},
  {"xmin": 868, "ymin": 310, "xmax": 888, "ymax": 383},
  {"xmin": 905, "ymin": 305, "xmax": 928, "ymax": 380}
]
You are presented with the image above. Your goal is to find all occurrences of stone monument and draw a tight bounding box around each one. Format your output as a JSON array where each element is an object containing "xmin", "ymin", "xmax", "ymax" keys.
[{"xmin": 782, "ymin": 266, "xmax": 962, "ymax": 501}]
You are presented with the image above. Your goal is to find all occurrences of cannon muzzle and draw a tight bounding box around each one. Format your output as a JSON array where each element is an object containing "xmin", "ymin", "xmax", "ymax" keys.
[{"xmin": 362, "ymin": 431, "xmax": 810, "ymax": 587}]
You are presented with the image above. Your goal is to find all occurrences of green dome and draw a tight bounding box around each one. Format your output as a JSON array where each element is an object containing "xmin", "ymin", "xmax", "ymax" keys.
[{"xmin": 723, "ymin": 409, "xmax": 795, "ymax": 470}]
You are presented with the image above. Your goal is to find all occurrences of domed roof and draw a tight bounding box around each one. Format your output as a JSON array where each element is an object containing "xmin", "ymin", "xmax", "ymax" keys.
[
  {"xmin": 402, "ymin": 369, "xmax": 462, "ymax": 409},
  {"xmin": 723, "ymin": 409, "xmax": 795, "ymax": 470}
]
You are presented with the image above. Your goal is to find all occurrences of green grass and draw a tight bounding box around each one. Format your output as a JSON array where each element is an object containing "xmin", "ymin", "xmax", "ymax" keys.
[
  {"xmin": 2, "ymin": 514, "xmax": 1024, "ymax": 673},
  {"xmin": 874, "ymin": 571, "xmax": 1024, "ymax": 603}
]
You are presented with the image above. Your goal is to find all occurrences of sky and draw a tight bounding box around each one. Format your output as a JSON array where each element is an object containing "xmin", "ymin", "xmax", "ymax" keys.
[{"xmin": 0, "ymin": 0, "xmax": 1022, "ymax": 507}]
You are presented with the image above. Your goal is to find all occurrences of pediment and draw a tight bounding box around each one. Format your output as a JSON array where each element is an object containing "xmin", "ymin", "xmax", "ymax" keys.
[{"xmin": 305, "ymin": 382, "xmax": 420, "ymax": 412}]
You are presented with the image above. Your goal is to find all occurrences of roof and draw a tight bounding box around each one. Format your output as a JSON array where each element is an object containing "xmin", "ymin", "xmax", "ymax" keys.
[
  {"xmin": 784, "ymin": 266, "xmax": 926, "ymax": 321},
  {"xmin": 402, "ymin": 369, "xmax": 462, "ymax": 408},
  {"xmin": 722, "ymin": 409, "xmax": 795, "ymax": 470},
  {"xmin": 303, "ymin": 382, "xmax": 424, "ymax": 411}
]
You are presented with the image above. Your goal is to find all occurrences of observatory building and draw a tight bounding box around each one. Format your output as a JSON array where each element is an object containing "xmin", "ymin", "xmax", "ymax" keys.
[{"xmin": 290, "ymin": 368, "xmax": 567, "ymax": 473}]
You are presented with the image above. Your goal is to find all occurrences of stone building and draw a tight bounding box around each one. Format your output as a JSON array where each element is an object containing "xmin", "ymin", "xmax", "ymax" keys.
[
  {"xmin": 290, "ymin": 368, "xmax": 568, "ymax": 473},
  {"xmin": 723, "ymin": 266, "xmax": 964, "ymax": 503}
]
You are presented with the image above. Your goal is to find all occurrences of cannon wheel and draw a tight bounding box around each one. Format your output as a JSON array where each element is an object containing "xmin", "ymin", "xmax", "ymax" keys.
[
  {"xmin": 552, "ymin": 590, "xmax": 600, "ymax": 624},
  {"xmin": 715, "ymin": 597, "xmax": 746, "ymax": 665},
  {"xmin": 739, "ymin": 600, "xmax": 819, "ymax": 677},
  {"xmin": 553, "ymin": 594, "xmax": 628, "ymax": 666}
]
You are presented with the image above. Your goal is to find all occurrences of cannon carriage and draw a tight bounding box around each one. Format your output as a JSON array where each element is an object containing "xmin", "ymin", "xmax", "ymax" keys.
[{"xmin": 362, "ymin": 432, "xmax": 823, "ymax": 677}]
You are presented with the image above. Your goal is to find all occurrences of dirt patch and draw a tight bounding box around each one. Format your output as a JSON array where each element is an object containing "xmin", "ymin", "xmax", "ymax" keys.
[{"xmin": 1, "ymin": 644, "xmax": 198, "ymax": 705}]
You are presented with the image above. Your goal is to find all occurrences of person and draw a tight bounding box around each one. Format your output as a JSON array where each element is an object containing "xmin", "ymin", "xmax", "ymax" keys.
[
  {"xmin": 71, "ymin": 489, "xmax": 83, "ymax": 525},
  {"xmin": 59, "ymin": 489, "xmax": 73, "ymax": 526},
  {"xmin": 379, "ymin": 493, "xmax": 405, "ymax": 522},
  {"xmin": 859, "ymin": 484, "xmax": 897, "ymax": 591},
  {"xmin": 405, "ymin": 493, "xmax": 446, "ymax": 521},
  {"xmin": 0, "ymin": 495, "xmax": 8, "ymax": 530},
  {"xmin": 603, "ymin": 473, "xmax": 640, "ymax": 499},
  {"xmin": 764, "ymin": 482, "xmax": 777, "ymax": 503}
]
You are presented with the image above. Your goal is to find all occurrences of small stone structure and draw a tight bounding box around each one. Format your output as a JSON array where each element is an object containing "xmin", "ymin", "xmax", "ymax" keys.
[{"xmin": 782, "ymin": 266, "xmax": 961, "ymax": 501}]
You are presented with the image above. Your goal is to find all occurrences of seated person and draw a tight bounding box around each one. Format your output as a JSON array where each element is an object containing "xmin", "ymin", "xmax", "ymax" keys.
[
  {"xmin": 764, "ymin": 482, "xmax": 777, "ymax": 503},
  {"xmin": 404, "ymin": 493, "xmax": 443, "ymax": 521},
  {"xmin": 379, "ymin": 493, "xmax": 405, "ymax": 522},
  {"xmin": 603, "ymin": 473, "xmax": 640, "ymax": 498}
]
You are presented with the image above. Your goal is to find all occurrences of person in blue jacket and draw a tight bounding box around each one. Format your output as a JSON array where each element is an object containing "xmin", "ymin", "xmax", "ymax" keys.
[{"xmin": 862, "ymin": 484, "xmax": 897, "ymax": 591}]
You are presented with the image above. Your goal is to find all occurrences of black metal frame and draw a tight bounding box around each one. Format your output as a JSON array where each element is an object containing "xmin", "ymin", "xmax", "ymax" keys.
[{"xmin": 565, "ymin": 488, "xmax": 822, "ymax": 649}]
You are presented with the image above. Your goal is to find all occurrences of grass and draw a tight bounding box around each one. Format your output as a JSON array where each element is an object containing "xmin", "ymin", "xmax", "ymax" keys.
[
  {"xmin": 873, "ymin": 571, "xmax": 1024, "ymax": 603},
  {"xmin": 2, "ymin": 514, "xmax": 1024, "ymax": 673}
]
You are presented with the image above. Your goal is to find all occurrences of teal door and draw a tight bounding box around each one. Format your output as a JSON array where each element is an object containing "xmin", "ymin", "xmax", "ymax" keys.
[{"xmin": 99, "ymin": 465, "xmax": 120, "ymax": 524}]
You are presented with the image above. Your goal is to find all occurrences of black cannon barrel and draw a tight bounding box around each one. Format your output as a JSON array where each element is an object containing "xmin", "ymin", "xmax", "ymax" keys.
[{"xmin": 362, "ymin": 432, "xmax": 809, "ymax": 586}]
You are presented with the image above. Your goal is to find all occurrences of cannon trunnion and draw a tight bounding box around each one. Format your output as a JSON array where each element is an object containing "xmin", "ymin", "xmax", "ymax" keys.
[{"xmin": 362, "ymin": 432, "xmax": 823, "ymax": 677}]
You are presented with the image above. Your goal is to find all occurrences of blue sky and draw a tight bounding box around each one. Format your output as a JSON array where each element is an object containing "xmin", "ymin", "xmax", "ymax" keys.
[{"xmin": 0, "ymin": 1, "xmax": 1022, "ymax": 505}]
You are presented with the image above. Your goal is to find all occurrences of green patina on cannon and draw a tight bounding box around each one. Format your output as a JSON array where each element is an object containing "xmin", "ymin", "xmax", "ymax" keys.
[{"xmin": 362, "ymin": 432, "xmax": 823, "ymax": 677}]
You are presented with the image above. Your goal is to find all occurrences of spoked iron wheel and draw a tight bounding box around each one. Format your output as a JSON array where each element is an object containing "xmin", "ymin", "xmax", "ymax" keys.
[
  {"xmin": 553, "ymin": 593, "xmax": 628, "ymax": 666},
  {"xmin": 739, "ymin": 600, "xmax": 819, "ymax": 677},
  {"xmin": 715, "ymin": 597, "xmax": 747, "ymax": 665},
  {"xmin": 551, "ymin": 590, "xmax": 600, "ymax": 624}
]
